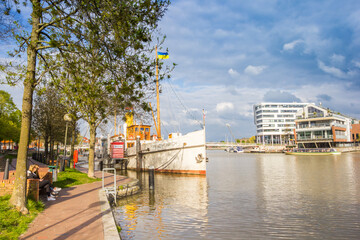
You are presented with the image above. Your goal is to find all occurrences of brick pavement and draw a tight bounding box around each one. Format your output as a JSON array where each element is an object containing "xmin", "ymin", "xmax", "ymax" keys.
[{"xmin": 2, "ymin": 157, "xmax": 133, "ymax": 240}]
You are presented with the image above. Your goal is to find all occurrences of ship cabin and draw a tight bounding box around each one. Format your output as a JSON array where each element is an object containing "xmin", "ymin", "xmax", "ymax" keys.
[{"xmin": 126, "ymin": 124, "xmax": 151, "ymax": 148}]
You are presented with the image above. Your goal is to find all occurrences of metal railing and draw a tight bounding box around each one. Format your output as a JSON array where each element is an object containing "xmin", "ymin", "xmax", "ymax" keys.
[
  {"xmin": 102, "ymin": 168, "xmax": 117, "ymax": 199},
  {"xmin": 297, "ymin": 136, "xmax": 333, "ymax": 140},
  {"xmin": 298, "ymin": 124, "xmax": 330, "ymax": 129}
]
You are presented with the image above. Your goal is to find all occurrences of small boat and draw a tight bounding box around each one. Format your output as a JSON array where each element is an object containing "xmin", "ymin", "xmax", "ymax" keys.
[
  {"xmin": 285, "ymin": 148, "xmax": 341, "ymax": 155},
  {"xmin": 250, "ymin": 146, "xmax": 266, "ymax": 153},
  {"xmin": 233, "ymin": 146, "xmax": 244, "ymax": 153},
  {"xmin": 226, "ymin": 146, "xmax": 244, "ymax": 153}
]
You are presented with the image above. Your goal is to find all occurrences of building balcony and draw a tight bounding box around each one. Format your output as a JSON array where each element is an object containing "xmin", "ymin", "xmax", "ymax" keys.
[
  {"xmin": 333, "ymin": 123, "xmax": 347, "ymax": 128},
  {"xmin": 298, "ymin": 124, "xmax": 331, "ymax": 129},
  {"xmin": 297, "ymin": 135, "xmax": 333, "ymax": 141},
  {"xmin": 335, "ymin": 135, "xmax": 347, "ymax": 140}
]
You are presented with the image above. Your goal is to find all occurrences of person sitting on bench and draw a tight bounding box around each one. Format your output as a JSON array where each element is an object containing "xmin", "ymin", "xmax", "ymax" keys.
[{"xmin": 27, "ymin": 164, "xmax": 61, "ymax": 201}]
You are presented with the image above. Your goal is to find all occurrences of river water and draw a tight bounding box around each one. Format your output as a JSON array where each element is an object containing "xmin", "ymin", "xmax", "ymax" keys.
[{"xmin": 113, "ymin": 150, "xmax": 360, "ymax": 239}]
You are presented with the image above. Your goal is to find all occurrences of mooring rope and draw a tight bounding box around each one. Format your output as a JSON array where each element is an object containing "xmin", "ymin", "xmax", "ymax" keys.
[{"xmin": 155, "ymin": 149, "xmax": 182, "ymax": 170}]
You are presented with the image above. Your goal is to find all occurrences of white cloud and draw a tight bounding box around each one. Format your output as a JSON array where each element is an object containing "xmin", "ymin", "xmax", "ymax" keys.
[
  {"xmin": 244, "ymin": 65, "xmax": 267, "ymax": 75},
  {"xmin": 263, "ymin": 90, "xmax": 301, "ymax": 102},
  {"xmin": 228, "ymin": 68, "xmax": 239, "ymax": 77},
  {"xmin": 353, "ymin": 61, "xmax": 360, "ymax": 68},
  {"xmin": 216, "ymin": 102, "xmax": 234, "ymax": 112},
  {"xmin": 283, "ymin": 39, "xmax": 303, "ymax": 51},
  {"xmin": 330, "ymin": 54, "xmax": 345, "ymax": 64},
  {"xmin": 317, "ymin": 60, "xmax": 347, "ymax": 78}
]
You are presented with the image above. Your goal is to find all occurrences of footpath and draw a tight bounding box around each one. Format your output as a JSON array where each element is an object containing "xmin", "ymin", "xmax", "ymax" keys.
[{"xmin": 3, "ymin": 157, "xmax": 133, "ymax": 240}]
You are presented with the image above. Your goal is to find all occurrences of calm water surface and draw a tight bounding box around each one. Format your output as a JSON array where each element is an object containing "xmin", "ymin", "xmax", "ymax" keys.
[{"xmin": 114, "ymin": 151, "xmax": 360, "ymax": 239}]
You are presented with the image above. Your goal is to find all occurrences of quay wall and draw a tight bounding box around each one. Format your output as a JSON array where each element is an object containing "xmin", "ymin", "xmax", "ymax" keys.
[{"xmin": 337, "ymin": 146, "xmax": 360, "ymax": 152}]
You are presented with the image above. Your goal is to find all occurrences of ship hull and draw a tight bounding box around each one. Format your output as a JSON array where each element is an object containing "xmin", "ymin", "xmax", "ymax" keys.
[{"xmin": 126, "ymin": 129, "xmax": 207, "ymax": 174}]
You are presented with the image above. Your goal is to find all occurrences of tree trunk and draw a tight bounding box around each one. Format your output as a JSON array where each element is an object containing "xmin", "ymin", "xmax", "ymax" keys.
[
  {"xmin": 9, "ymin": 0, "xmax": 41, "ymax": 214},
  {"xmin": 88, "ymin": 122, "xmax": 96, "ymax": 178},
  {"xmin": 44, "ymin": 135, "xmax": 49, "ymax": 164},
  {"xmin": 70, "ymin": 122, "xmax": 76, "ymax": 169},
  {"xmin": 9, "ymin": 82, "xmax": 33, "ymax": 214},
  {"xmin": 50, "ymin": 140, "xmax": 54, "ymax": 165}
]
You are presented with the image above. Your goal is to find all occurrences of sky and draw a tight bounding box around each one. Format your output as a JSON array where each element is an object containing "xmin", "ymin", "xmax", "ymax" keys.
[{"xmin": 2, "ymin": 0, "xmax": 360, "ymax": 141}]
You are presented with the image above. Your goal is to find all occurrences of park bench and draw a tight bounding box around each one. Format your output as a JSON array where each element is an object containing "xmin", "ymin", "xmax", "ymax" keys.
[{"xmin": 0, "ymin": 166, "xmax": 53, "ymax": 202}]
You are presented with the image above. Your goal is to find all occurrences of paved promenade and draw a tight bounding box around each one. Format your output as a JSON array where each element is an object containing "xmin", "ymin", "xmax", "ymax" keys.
[{"xmin": 2, "ymin": 157, "xmax": 132, "ymax": 240}]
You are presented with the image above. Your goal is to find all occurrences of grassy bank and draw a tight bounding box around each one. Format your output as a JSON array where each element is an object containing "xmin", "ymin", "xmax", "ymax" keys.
[
  {"xmin": 53, "ymin": 167, "xmax": 101, "ymax": 189},
  {"xmin": 0, "ymin": 195, "xmax": 44, "ymax": 240},
  {"xmin": 0, "ymin": 168, "xmax": 100, "ymax": 239}
]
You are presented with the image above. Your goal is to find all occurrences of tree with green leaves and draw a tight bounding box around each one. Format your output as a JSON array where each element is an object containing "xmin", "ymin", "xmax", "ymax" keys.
[
  {"xmin": 1, "ymin": 0, "xmax": 170, "ymax": 213},
  {"xmin": 32, "ymin": 86, "xmax": 74, "ymax": 163},
  {"xmin": 1, "ymin": 0, "xmax": 91, "ymax": 214},
  {"xmin": 51, "ymin": 0, "xmax": 170, "ymax": 178},
  {"xmin": 0, "ymin": 90, "xmax": 21, "ymax": 146}
]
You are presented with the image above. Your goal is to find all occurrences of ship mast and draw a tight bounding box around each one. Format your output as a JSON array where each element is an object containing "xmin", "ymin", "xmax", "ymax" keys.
[
  {"xmin": 155, "ymin": 45, "xmax": 161, "ymax": 140},
  {"xmin": 114, "ymin": 109, "xmax": 117, "ymax": 136}
]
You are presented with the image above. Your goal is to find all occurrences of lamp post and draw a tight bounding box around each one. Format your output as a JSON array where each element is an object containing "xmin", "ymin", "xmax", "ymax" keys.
[{"xmin": 62, "ymin": 114, "xmax": 72, "ymax": 171}]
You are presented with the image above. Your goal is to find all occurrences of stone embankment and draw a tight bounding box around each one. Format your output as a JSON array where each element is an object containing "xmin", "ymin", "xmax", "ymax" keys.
[
  {"xmin": 117, "ymin": 178, "xmax": 140, "ymax": 198},
  {"xmin": 337, "ymin": 146, "xmax": 360, "ymax": 152},
  {"xmin": 245, "ymin": 145, "xmax": 360, "ymax": 153}
]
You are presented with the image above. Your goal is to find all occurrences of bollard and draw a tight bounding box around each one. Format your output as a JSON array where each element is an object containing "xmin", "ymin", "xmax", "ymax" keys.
[
  {"xmin": 62, "ymin": 158, "xmax": 66, "ymax": 171},
  {"xmin": 99, "ymin": 160, "xmax": 103, "ymax": 171},
  {"xmin": 3, "ymin": 159, "xmax": 10, "ymax": 180},
  {"xmin": 149, "ymin": 166, "xmax": 155, "ymax": 190},
  {"xmin": 60, "ymin": 158, "xmax": 64, "ymax": 172},
  {"xmin": 149, "ymin": 190, "xmax": 155, "ymax": 206}
]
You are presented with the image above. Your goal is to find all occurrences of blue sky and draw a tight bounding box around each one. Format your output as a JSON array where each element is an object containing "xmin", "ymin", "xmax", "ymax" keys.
[
  {"xmin": 157, "ymin": 0, "xmax": 360, "ymax": 141},
  {"xmin": 2, "ymin": 0, "xmax": 360, "ymax": 141}
]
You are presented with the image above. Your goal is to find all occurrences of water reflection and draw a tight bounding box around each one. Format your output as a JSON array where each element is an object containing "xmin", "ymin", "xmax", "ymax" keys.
[
  {"xmin": 115, "ymin": 170, "xmax": 208, "ymax": 239},
  {"xmin": 114, "ymin": 151, "xmax": 360, "ymax": 239}
]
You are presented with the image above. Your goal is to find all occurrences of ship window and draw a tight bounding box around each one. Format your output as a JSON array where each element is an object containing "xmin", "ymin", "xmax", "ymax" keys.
[
  {"xmin": 145, "ymin": 128, "xmax": 150, "ymax": 132},
  {"xmin": 135, "ymin": 127, "xmax": 139, "ymax": 132},
  {"xmin": 141, "ymin": 128, "xmax": 144, "ymax": 131}
]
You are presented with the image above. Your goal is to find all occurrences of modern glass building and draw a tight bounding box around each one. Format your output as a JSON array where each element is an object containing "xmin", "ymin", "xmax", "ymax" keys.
[
  {"xmin": 253, "ymin": 102, "xmax": 309, "ymax": 144},
  {"xmin": 295, "ymin": 103, "xmax": 357, "ymax": 148}
]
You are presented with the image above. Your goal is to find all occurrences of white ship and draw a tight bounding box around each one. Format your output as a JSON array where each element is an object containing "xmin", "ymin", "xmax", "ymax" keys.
[
  {"xmin": 122, "ymin": 47, "xmax": 207, "ymax": 174},
  {"xmin": 125, "ymin": 129, "xmax": 206, "ymax": 174}
]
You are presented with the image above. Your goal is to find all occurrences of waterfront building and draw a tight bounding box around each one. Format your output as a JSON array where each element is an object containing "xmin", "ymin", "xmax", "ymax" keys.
[
  {"xmin": 253, "ymin": 102, "xmax": 309, "ymax": 144},
  {"xmin": 295, "ymin": 103, "xmax": 359, "ymax": 148}
]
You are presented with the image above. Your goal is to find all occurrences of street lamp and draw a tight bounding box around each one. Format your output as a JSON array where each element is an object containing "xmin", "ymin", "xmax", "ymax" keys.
[{"xmin": 62, "ymin": 113, "xmax": 72, "ymax": 171}]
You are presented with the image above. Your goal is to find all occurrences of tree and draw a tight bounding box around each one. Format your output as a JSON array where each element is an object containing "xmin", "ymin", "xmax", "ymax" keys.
[
  {"xmin": 32, "ymin": 86, "xmax": 70, "ymax": 163},
  {"xmin": 0, "ymin": 1, "xmax": 17, "ymax": 40},
  {"xmin": 0, "ymin": 90, "xmax": 21, "ymax": 146},
  {"xmin": 51, "ymin": 0, "xmax": 170, "ymax": 178},
  {"xmin": 1, "ymin": 0, "xmax": 85, "ymax": 213},
  {"xmin": 1, "ymin": 0, "xmax": 170, "ymax": 212}
]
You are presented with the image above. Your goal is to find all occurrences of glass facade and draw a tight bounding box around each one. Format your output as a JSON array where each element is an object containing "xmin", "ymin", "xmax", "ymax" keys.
[{"xmin": 254, "ymin": 102, "xmax": 309, "ymax": 145}]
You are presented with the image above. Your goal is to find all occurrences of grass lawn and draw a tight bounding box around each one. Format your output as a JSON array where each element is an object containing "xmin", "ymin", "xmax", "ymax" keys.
[
  {"xmin": 0, "ymin": 195, "xmax": 44, "ymax": 240},
  {"xmin": 53, "ymin": 167, "xmax": 101, "ymax": 189},
  {"xmin": 0, "ymin": 168, "xmax": 100, "ymax": 239}
]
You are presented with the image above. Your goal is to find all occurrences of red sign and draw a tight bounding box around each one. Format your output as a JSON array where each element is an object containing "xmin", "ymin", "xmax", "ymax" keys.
[{"xmin": 110, "ymin": 142, "xmax": 124, "ymax": 159}]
